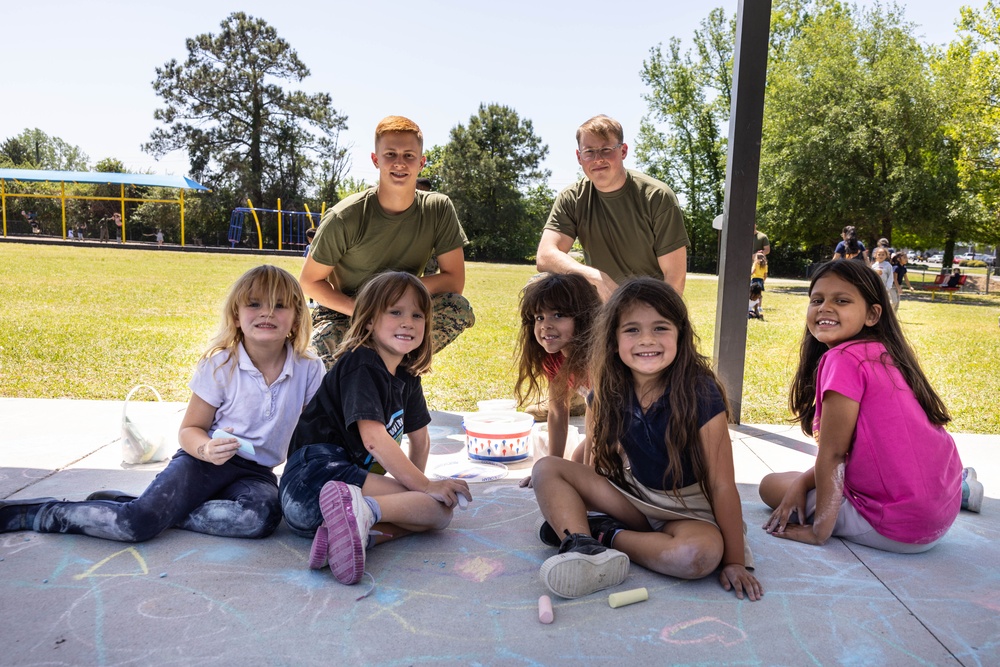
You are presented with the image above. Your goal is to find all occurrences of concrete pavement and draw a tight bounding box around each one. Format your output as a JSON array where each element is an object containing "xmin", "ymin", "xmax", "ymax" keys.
[{"xmin": 1, "ymin": 397, "xmax": 997, "ymax": 666}]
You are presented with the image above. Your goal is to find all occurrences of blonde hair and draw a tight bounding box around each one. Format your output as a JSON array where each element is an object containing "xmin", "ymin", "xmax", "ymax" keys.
[
  {"xmin": 576, "ymin": 115, "xmax": 624, "ymax": 146},
  {"xmin": 203, "ymin": 265, "xmax": 314, "ymax": 371},
  {"xmin": 335, "ymin": 271, "xmax": 433, "ymax": 376},
  {"xmin": 754, "ymin": 252, "xmax": 767, "ymax": 268},
  {"xmin": 374, "ymin": 115, "xmax": 423, "ymax": 150}
]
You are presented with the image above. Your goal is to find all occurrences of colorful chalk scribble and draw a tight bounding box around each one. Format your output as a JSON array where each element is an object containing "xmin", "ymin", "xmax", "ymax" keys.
[
  {"xmin": 453, "ymin": 556, "xmax": 504, "ymax": 583},
  {"xmin": 660, "ymin": 616, "xmax": 747, "ymax": 646}
]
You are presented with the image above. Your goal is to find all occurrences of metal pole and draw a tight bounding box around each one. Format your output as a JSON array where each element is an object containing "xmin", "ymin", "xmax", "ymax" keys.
[
  {"xmin": 180, "ymin": 189, "xmax": 186, "ymax": 247},
  {"xmin": 712, "ymin": 0, "xmax": 772, "ymax": 424}
]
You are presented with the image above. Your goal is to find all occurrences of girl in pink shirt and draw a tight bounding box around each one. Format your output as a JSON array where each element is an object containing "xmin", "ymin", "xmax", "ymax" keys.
[
  {"xmin": 514, "ymin": 273, "xmax": 600, "ymax": 465},
  {"xmin": 759, "ymin": 259, "xmax": 979, "ymax": 553}
]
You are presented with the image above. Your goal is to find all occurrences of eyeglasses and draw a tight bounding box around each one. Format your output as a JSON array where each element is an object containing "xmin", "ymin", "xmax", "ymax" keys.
[{"xmin": 578, "ymin": 143, "xmax": 622, "ymax": 162}]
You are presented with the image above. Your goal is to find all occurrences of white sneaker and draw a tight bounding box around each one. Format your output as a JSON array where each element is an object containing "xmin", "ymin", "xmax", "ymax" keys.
[{"xmin": 962, "ymin": 468, "xmax": 984, "ymax": 513}]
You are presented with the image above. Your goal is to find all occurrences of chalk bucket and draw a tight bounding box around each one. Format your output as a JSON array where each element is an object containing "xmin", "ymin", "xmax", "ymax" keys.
[
  {"xmin": 477, "ymin": 399, "xmax": 517, "ymax": 412},
  {"xmin": 464, "ymin": 411, "xmax": 534, "ymax": 463}
]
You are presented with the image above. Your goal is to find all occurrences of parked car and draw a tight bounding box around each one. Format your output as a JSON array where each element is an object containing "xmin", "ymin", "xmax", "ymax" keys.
[
  {"xmin": 927, "ymin": 254, "xmax": 944, "ymax": 264},
  {"xmin": 907, "ymin": 251, "xmax": 919, "ymax": 261},
  {"xmin": 981, "ymin": 254, "xmax": 996, "ymax": 266}
]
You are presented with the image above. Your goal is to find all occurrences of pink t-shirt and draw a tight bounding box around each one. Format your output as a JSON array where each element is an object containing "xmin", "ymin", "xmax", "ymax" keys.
[{"xmin": 813, "ymin": 340, "xmax": 962, "ymax": 544}]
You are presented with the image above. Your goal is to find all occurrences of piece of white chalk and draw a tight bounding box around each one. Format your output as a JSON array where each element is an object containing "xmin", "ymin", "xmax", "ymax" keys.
[
  {"xmin": 457, "ymin": 494, "xmax": 469, "ymax": 510},
  {"xmin": 608, "ymin": 587, "xmax": 648, "ymax": 609},
  {"xmin": 538, "ymin": 595, "xmax": 554, "ymax": 624}
]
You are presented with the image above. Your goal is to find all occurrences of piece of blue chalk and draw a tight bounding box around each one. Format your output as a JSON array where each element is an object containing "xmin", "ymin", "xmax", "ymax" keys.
[{"xmin": 211, "ymin": 429, "xmax": 255, "ymax": 455}]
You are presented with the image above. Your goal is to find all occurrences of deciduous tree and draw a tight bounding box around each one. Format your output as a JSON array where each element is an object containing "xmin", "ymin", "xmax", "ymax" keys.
[
  {"xmin": 637, "ymin": 8, "xmax": 733, "ymax": 272},
  {"xmin": 1, "ymin": 128, "xmax": 89, "ymax": 170},
  {"xmin": 757, "ymin": 1, "xmax": 945, "ymax": 256}
]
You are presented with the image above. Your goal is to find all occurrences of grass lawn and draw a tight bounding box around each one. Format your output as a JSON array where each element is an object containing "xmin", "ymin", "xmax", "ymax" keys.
[{"xmin": 2, "ymin": 242, "xmax": 998, "ymax": 433}]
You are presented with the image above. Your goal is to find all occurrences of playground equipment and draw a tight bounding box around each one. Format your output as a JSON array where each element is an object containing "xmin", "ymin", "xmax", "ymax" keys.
[
  {"xmin": 227, "ymin": 198, "xmax": 325, "ymax": 251},
  {"xmin": 0, "ymin": 168, "xmax": 208, "ymax": 243}
]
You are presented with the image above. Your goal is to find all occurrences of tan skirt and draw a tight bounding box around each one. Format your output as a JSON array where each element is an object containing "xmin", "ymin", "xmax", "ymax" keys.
[{"xmin": 609, "ymin": 470, "xmax": 755, "ymax": 569}]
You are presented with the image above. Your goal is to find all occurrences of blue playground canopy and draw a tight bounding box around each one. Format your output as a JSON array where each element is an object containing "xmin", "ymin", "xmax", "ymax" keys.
[
  {"xmin": 0, "ymin": 168, "xmax": 209, "ymax": 244},
  {"xmin": 0, "ymin": 168, "xmax": 209, "ymax": 191}
]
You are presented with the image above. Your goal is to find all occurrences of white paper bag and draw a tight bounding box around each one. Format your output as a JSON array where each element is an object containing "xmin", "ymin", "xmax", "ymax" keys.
[{"xmin": 121, "ymin": 385, "xmax": 179, "ymax": 464}]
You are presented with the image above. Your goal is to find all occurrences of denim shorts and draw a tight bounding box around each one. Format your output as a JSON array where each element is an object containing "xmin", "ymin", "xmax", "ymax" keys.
[{"xmin": 279, "ymin": 444, "xmax": 369, "ymax": 537}]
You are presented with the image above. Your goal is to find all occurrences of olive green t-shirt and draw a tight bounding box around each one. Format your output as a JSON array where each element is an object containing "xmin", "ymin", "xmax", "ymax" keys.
[
  {"xmin": 544, "ymin": 170, "xmax": 688, "ymax": 283},
  {"xmin": 311, "ymin": 188, "xmax": 468, "ymax": 296}
]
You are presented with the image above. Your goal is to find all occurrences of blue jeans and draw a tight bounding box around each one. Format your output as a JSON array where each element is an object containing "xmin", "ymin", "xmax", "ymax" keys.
[
  {"xmin": 279, "ymin": 444, "xmax": 369, "ymax": 537},
  {"xmin": 33, "ymin": 451, "xmax": 280, "ymax": 542}
]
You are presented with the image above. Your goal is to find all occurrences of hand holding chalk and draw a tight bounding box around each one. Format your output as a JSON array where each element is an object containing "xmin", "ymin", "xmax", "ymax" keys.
[
  {"xmin": 456, "ymin": 493, "xmax": 469, "ymax": 510},
  {"xmin": 608, "ymin": 587, "xmax": 648, "ymax": 608},
  {"xmin": 538, "ymin": 595, "xmax": 554, "ymax": 624},
  {"xmin": 211, "ymin": 429, "xmax": 255, "ymax": 456}
]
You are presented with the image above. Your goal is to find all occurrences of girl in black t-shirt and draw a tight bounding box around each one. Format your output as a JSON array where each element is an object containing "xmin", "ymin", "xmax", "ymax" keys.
[{"xmin": 280, "ymin": 272, "xmax": 470, "ymax": 588}]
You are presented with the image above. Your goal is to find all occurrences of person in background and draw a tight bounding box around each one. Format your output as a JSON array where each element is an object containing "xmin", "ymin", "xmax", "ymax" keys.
[
  {"xmin": 750, "ymin": 251, "xmax": 768, "ymax": 313},
  {"xmin": 870, "ymin": 247, "xmax": 895, "ymax": 307},
  {"xmin": 536, "ymin": 115, "xmax": 689, "ymax": 301},
  {"xmin": 832, "ymin": 226, "xmax": 868, "ymax": 262},
  {"xmin": 300, "ymin": 116, "xmax": 474, "ymax": 370},
  {"xmin": 752, "ymin": 224, "xmax": 770, "ymax": 258},
  {"xmin": 304, "ymin": 227, "xmax": 316, "ymax": 258},
  {"xmin": 890, "ymin": 252, "xmax": 912, "ymax": 309}
]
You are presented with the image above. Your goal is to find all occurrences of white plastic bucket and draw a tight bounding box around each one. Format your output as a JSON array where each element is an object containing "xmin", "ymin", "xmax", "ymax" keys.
[
  {"xmin": 476, "ymin": 399, "xmax": 517, "ymax": 412},
  {"xmin": 464, "ymin": 411, "xmax": 534, "ymax": 462}
]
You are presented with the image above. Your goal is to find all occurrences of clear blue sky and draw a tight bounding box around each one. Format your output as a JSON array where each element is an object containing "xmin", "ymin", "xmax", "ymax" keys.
[{"xmin": 3, "ymin": 0, "xmax": 974, "ymax": 194}]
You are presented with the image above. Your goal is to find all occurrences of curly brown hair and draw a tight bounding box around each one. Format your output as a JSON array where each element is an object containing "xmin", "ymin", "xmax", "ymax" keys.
[{"xmin": 514, "ymin": 273, "xmax": 600, "ymax": 407}]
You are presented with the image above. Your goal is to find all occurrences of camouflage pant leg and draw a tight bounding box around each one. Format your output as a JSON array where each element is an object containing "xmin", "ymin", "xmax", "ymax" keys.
[
  {"xmin": 431, "ymin": 293, "xmax": 475, "ymax": 354},
  {"xmin": 310, "ymin": 306, "xmax": 351, "ymax": 371}
]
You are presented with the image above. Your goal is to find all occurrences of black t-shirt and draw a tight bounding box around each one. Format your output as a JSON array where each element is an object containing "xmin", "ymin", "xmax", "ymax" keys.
[
  {"xmin": 620, "ymin": 375, "xmax": 727, "ymax": 490},
  {"xmin": 288, "ymin": 346, "xmax": 431, "ymax": 473}
]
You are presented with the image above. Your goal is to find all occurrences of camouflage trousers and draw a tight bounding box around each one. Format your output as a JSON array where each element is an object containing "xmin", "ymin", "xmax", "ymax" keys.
[{"xmin": 311, "ymin": 292, "xmax": 475, "ymax": 371}]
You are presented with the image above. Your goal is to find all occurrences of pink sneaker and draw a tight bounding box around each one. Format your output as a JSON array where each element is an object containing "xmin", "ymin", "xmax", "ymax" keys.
[
  {"xmin": 316, "ymin": 481, "xmax": 374, "ymax": 584},
  {"xmin": 308, "ymin": 524, "xmax": 329, "ymax": 569}
]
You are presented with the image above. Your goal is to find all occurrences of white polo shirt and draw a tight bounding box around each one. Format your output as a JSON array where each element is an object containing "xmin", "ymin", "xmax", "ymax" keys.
[{"xmin": 189, "ymin": 342, "xmax": 325, "ymax": 468}]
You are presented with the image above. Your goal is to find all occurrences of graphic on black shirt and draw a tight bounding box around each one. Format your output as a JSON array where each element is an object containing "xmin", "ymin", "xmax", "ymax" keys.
[{"xmin": 363, "ymin": 408, "xmax": 404, "ymax": 474}]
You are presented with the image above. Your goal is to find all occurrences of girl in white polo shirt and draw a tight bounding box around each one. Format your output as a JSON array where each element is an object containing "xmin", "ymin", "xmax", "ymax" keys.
[{"xmin": 1, "ymin": 265, "xmax": 324, "ymax": 542}]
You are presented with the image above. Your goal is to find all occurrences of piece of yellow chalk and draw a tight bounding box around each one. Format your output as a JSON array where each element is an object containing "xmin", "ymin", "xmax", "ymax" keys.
[
  {"xmin": 608, "ymin": 587, "xmax": 648, "ymax": 608},
  {"xmin": 538, "ymin": 595, "xmax": 554, "ymax": 624}
]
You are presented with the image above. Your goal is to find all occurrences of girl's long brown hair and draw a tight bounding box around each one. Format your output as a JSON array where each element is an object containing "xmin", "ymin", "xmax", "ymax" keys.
[
  {"xmin": 336, "ymin": 271, "xmax": 433, "ymax": 376},
  {"xmin": 789, "ymin": 260, "xmax": 950, "ymax": 436},
  {"xmin": 514, "ymin": 273, "xmax": 600, "ymax": 407},
  {"xmin": 590, "ymin": 277, "xmax": 729, "ymax": 504}
]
